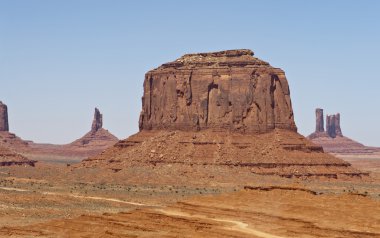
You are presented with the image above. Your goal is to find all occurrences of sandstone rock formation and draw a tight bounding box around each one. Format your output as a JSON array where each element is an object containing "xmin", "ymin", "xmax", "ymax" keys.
[
  {"xmin": 68, "ymin": 108, "xmax": 118, "ymax": 156},
  {"xmin": 139, "ymin": 49, "xmax": 297, "ymax": 133},
  {"xmin": 315, "ymin": 108, "xmax": 324, "ymax": 133},
  {"xmin": 0, "ymin": 101, "xmax": 9, "ymax": 132},
  {"xmin": 0, "ymin": 105, "xmax": 118, "ymax": 160},
  {"xmin": 326, "ymin": 113, "xmax": 343, "ymax": 138},
  {"xmin": 0, "ymin": 145, "xmax": 36, "ymax": 166},
  {"xmin": 82, "ymin": 50, "xmax": 367, "ymax": 180},
  {"xmin": 0, "ymin": 101, "xmax": 29, "ymax": 150},
  {"xmin": 308, "ymin": 108, "xmax": 379, "ymax": 155},
  {"xmin": 91, "ymin": 108, "xmax": 103, "ymax": 132}
]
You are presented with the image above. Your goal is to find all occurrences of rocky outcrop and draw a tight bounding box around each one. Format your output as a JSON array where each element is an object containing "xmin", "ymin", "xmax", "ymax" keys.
[
  {"xmin": 0, "ymin": 102, "xmax": 29, "ymax": 149},
  {"xmin": 309, "ymin": 110, "xmax": 343, "ymax": 139},
  {"xmin": 91, "ymin": 108, "xmax": 103, "ymax": 132},
  {"xmin": 315, "ymin": 108, "xmax": 324, "ymax": 133},
  {"xmin": 81, "ymin": 50, "xmax": 367, "ymax": 180},
  {"xmin": 326, "ymin": 114, "xmax": 343, "ymax": 138},
  {"xmin": 0, "ymin": 106, "xmax": 118, "ymax": 160},
  {"xmin": 308, "ymin": 108, "xmax": 379, "ymax": 155},
  {"xmin": 68, "ymin": 108, "xmax": 118, "ymax": 156},
  {"xmin": 0, "ymin": 101, "xmax": 9, "ymax": 132},
  {"xmin": 0, "ymin": 145, "xmax": 36, "ymax": 166},
  {"xmin": 139, "ymin": 49, "xmax": 297, "ymax": 133}
]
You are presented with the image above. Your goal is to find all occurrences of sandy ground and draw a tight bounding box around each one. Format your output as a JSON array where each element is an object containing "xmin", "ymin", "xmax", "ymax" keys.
[
  {"xmin": 1, "ymin": 188, "xmax": 379, "ymax": 237},
  {"xmin": 0, "ymin": 155, "xmax": 379, "ymax": 237}
]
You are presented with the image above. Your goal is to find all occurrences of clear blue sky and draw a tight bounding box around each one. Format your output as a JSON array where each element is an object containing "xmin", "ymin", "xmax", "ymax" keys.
[{"xmin": 1, "ymin": 0, "xmax": 379, "ymax": 146}]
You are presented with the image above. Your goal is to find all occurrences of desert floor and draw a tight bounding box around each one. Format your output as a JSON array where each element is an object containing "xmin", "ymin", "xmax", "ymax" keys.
[{"xmin": 0, "ymin": 154, "xmax": 379, "ymax": 237}]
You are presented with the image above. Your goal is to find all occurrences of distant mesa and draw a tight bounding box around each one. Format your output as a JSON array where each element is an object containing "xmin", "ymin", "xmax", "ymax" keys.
[
  {"xmin": 82, "ymin": 49, "xmax": 366, "ymax": 180},
  {"xmin": 308, "ymin": 108, "xmax": 379, "ymax": 155}
]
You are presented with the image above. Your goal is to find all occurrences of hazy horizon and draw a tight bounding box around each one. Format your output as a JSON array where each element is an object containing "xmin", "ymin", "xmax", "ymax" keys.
[{"xmin": 1, "ymin": 0, "xmax": 379, "ymax": 146}]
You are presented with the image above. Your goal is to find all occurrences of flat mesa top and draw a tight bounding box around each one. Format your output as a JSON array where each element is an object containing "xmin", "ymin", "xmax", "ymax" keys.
[{"xmin": 154, "ymin": 49, "xmax": 271, "ymax": 71}]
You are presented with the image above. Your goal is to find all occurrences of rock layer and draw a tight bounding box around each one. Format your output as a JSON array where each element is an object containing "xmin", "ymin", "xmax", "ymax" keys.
[
  {"xmin": 139, "ymin": 49, "xmax": 297, "ymax": 133},
  {"xmin": 0, "ymin": 145, "xmax": 36, "ymax": 166},
  {"xmin": 0, "ymin": 101, "xmax": 9, "ymax": 132}
]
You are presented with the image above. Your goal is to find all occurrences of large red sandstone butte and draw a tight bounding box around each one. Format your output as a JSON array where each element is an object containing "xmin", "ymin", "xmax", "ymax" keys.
[
  {"xmin": 139, "ymin": 49, "xmax": 297, "ymax": 133},
  {"xmin": 82, "ymin": 49, "xmax": 366, "ymax": 180}
]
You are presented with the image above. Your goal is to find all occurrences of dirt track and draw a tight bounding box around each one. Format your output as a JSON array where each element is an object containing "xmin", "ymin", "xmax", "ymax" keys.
[{"xmin": 1, "ymin": 188, "xmax": 379, "ymax": 238}]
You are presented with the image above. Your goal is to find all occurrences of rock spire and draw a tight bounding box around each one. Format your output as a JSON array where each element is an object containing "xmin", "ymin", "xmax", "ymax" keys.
[
  {"xmin": 91, "ymin": 108, "xmax": 103, "ymax": 132},
  {"xmin": 315, "ymin": 108, "xmax": 324, "ymax": 133},
  {"xmin": 326, "ymin": 113, "xmax": 343, "ymax": 138},
  {"xmin": 310, "ymin": 108, "xmax": 343, "ymax": 138},
  {"xmin": 0, "ymin": 101, "xmax": 9, "ymax": 132}
]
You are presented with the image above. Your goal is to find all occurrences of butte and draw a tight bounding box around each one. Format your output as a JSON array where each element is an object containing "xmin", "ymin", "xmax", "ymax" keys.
[
  {"xmin": 308, "ymin": 108, "xmax": 380, "ymax": 156},
  {"xmin": 81, "ymin": 49, "xmax": 367, "ymax": 180},
  {"xmin": 0, "ymin": 101, "xmax": 36, "ymax": 166}
]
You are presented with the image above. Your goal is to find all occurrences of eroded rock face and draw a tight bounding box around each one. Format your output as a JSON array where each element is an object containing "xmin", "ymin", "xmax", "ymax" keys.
[
  {"xmin": 91, "ymin": 108, "xmax": 103, "ymax": 132},
  {"xmin": 0, "ymin": 101, "xmax": 9, "ymax": 132},
  {"xmin": 139, "ymin": 49, "xmax": 297, "ymax": 133},
  {"xmin": 326, "ymin": 114, "xmax": 343, "ymax": 138},
  {"xmin": 315, "ymin": 108, "xmax": 324, "ymax": 133}
]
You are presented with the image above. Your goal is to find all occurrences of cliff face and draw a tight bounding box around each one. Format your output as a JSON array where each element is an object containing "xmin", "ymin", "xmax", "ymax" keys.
[
  {"xmin": 0, "ymin": 101, "xmax": 9, "ymax": 132},
  {"xmin": 139, "ymin": 49, "xmax": 297, "ymax": 133}
]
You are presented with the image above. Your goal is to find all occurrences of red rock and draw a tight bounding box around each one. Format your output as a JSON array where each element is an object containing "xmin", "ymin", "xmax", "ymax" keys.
[
  {"xmin": 326, "ymin": 114, "xmax": 343, "ymax": 138},
  {"xmin": 139, "ymin": 49, "xmax": 297, "ymax": 133},
  {"xmin": 67, "ymin": 108, "xmax": 118, "ymax": 156},
  {"xmin": 0, "ymin": 101, "xmax": 9, "ymax": 132},
  {"xmin": 308, "ymin": 108, "xmax": 379, "ymax": 155},
  {"xmin": 91, "ymin": 108, "xmax": 103, "ymax": 132},
  {"xmin": 0, "ymin": 144, "xmax": 35, "ymax": 167},
  {"xmin": 82, "ymin": 50, "xmax": 366, "ymax": 180},
  {"xmin": 315, "ymin": 108, "xmax": 324, "ymax": 133}
]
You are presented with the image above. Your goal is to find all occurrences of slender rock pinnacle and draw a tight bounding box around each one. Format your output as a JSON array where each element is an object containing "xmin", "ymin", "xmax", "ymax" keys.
[
  {"xmin": 0, "ymin": 101, "xmax": 9, "ymax": 132},
  {"xmin": 315, "ymin": 108, "xmax": 324, "ymax": 133},
  {"xmin": 91, "ymin": 108, "xmax": 103, "ymax": 132}
]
